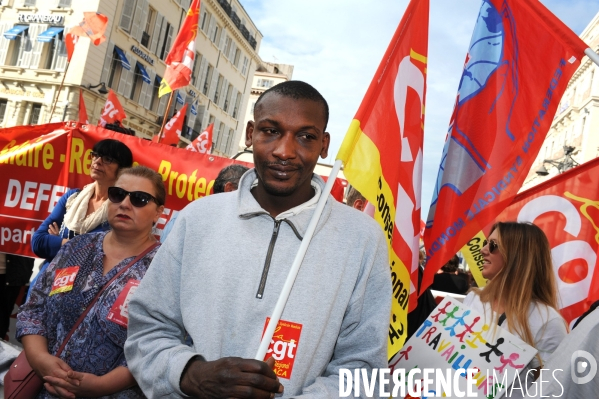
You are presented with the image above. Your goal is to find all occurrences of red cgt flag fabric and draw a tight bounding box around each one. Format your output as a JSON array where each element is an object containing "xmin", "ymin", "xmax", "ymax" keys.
[
  {"xmin": 153, "ymin": 104, "xmax": 188, "ymax": 146},
  {"xmin": 186, "ymin": 122, "xmax": 213, "ymax": 154},
  {"xmin": 66, "ymin": 12, "xmax": 108, "ymax": 62},
  {"xmin": 79, "ymin": 89, "xmax": 89, "ymax": 124},
  {"xmin": 98, "ymin": 90, "xmax": 126, "ymax": 128},
  {"xmin": 422, "ymin": 0, "xmax": 589, "ymax": 293},
  {"xmin": 335, "ymin": 0, "xmax": 429, "ymax": 357},
  {"xmin": 65, "ymin": 33, "xmax": 79, "ymax": 62},
  {"xmin": 492, "ymin": 157, "xmax": 599, "ymax": 328},
  {"xmin": 159, "ymin": 0, "xmax": 201, "ymax": 97}
]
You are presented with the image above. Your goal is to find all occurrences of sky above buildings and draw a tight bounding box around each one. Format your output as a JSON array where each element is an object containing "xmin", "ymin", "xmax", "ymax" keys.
[{"xmin": 241, "ymin": 0, "xmax": 599, "ymax": 216}]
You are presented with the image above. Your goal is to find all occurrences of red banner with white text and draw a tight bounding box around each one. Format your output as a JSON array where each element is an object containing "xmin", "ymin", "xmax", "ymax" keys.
[
  {"xmin": 1, "ymin": 122, "xmax": 346, "ymax": 257},
  {"xmin": 493, "ymin": 158, "xmax": 599, "ymax": 327}
]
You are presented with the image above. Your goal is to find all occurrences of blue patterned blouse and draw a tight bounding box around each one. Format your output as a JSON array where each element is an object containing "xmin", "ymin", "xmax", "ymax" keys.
[{"xmin": 17, "ymin": 231, "xmax": 159, "ymax": 399}]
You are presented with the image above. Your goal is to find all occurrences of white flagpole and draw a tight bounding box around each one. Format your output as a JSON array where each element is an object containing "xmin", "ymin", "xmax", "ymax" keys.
[
  {"xmin": 585, "ymin": 48, "xmax": 599, "ymax": 67},
  {"xmin": 255, "ymin": 159, "xmax": 343, "ymax": 360}
]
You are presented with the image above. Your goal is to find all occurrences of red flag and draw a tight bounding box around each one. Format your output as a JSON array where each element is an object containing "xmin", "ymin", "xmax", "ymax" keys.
[
  {"xmin": 159, "ymin": 0, "xmax": 200, "ymax": 97},
  {"xmin": 79, "ymin": 89, "xmax": 89, "ymax": 124},
  {"xmin": 186, "ymin": 123, "xmax": 213, "ymax": 154},
  {"xmin": 493, "ymin": 158, "xmax": 599, "ymax": 328},
  {"xmin": 422, "ymin": 0, "xmax": 589, "ymax": 292},
  {"xmin": 68, "ymin": 12, "xmax": 108, "ymax": 46},
  {"xmin": 65, "ymin": 33, "xmax": 79, "ymax": 62},
  {"xmin": 336, "ymin": 0, "xmax": 428, "ymax": 357},
  {"xmin": 153, "ymin": 104, "xmax": 187, "ymax": 146},
  {"xmin": 98, "ymin": 90, "xmax": 126, "ymax": 128}
]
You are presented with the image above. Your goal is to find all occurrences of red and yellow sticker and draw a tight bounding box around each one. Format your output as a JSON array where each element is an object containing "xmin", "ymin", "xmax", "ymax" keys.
[
  {"xmin": 49, "ymin": 266, "xmax": 80, "ymax": 296},
  {"xmin": 262, "ymin": 318, "xmax": 302, "ymax": 379}
]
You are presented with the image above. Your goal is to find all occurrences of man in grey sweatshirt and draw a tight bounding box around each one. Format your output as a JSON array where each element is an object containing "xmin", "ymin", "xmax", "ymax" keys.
[{"xmin": 125, "ymin": 81, "xmax": 392, "ymax": 398}]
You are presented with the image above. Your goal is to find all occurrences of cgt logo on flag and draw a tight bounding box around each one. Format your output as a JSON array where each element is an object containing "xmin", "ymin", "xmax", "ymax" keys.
[{"xmin": 186, "ymin": 122, "xmax": 213, "ymax": 154}]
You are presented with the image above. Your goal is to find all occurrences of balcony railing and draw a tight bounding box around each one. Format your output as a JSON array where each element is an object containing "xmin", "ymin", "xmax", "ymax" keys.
[{"xmin": 215, "ymin": 0, "xmax": 257, "ymax": 50}]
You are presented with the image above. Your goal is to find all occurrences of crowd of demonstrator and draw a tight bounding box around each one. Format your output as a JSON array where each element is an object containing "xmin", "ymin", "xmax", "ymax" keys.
[{"xmin": 1, "ymin": 81, "xmax": 597, "ymax": 398}]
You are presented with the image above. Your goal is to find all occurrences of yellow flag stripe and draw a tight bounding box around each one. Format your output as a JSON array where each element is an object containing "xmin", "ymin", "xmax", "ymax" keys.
[
  {"xmin": 337, "ymin": 120, "xmax": 411, "ymax": 357},
  {"xmin": 158, "ymin": 78, "xmax": 172, "ymax": 98},
  {"xmin": 460, "ymin": 231, "xmax": 488, "ymax": 288}
]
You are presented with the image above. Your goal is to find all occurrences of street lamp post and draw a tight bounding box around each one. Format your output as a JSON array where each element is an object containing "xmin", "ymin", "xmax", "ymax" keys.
[{"xmin": 536, "ymin": 145, "xmax": 580, "ymax": 176}]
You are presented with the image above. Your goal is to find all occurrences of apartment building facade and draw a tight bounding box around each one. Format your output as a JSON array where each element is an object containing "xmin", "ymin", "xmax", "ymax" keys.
[{"xmin": 0, "ymin": 0, "xmax": 261, "ymax": 156}]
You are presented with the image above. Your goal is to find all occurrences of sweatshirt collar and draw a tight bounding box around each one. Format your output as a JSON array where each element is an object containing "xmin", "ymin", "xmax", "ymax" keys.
[{"xmin": 237, "ymin": 169, "xmax": 332, "ymax": 237}]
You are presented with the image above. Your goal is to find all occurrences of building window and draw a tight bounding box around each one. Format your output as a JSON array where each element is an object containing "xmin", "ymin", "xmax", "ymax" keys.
[
  {"xmin": 150, "ymin": 76, "xmax": 160, "ymax": 113},
  {"xmin": 160, "ymin": 23, "xmax": 173, "ymax": 61},
  {"xmin": 257, "ymin": 79, "xmax": 273, "ymax": 88},
  {"xmin": 142, "ymin": 8, "xmax": 155, "ymax": 48},
  {"xmin": 203, "ymin": 65, "xmax": 213, "ymax": 95},
  {"xmin": 213, "ymin": 75, "xmax": 223, "ymax": 103},
  {"xmin": 29, "ymin": 103, "xmax": 42, "ymax": 125},
  {"xmin": 0, "ymin": 100, "xmax": 7, "ymax": 125},
  {"xmin": 120, "ymin": 0, "xmax": 137, "ymax": 33},
  {"xmin": 108, "ymin": 49, "xmax": 124, "ymax": 89},
  {"xmin": 130, "ymin": 64, "xmax": 144, "ymax": 101},
  {"xmin": 233, "ymin": 48, "xmax": 241, "ymax": 68},
  {"xmin": 211, "ymin": 25, "xmax": 220, "ymax": 44},
  {"xmin": 233, "ymin": 92, "xmax": 241, "ymax": 119},
  {"xmin": 223, "ymin": 84, "xmax": 233, "ymax": 113},
  {"xmin": 57, "ymin": 0, "xmax": 72, "ymax": 7},
  {"xmin": 250, "ymin": 101, "xmax": 255, "ymax": 114},
  {"xmin": 24, "ymin": 0, "xmax": 36, "ymax": 6},
  {"xmin": 200, "ymin": 11, "xmax": 210, "ymax": 33},
  {"xmin": 241, "ymin": 56, "xmax": 249, "ymax": 75}
]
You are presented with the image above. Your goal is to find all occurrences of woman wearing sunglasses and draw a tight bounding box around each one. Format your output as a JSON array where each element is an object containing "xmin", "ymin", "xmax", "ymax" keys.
[
  {"xmin": 31, "ymin": 139, "xmax": 133, "ymax": 264},
  {"xmin": 463, "ymin": 221, "xmax": 567, "ymax": 379},
  {"xmin": 17, "ymin": 166, "xmax": 165, "ymax": 398}
]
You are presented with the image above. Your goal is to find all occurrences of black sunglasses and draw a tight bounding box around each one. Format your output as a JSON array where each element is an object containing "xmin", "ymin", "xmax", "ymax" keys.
[
  {"xmin": 90, "ymin": 151, "xmax": 117, "ymax": 165},
  {"xmin": 108, "ymin": 187, "xmax": 158, "ymax": 208},
  {"xmin": 482, "ymin": 239, "xmax": 499, "ymax": 254}
]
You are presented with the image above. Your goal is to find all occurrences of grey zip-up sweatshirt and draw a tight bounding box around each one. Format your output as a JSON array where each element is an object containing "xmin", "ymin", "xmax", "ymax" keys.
[{"xmin": 125, "ymin": 170, "xmax": 392, "ymax": 398}]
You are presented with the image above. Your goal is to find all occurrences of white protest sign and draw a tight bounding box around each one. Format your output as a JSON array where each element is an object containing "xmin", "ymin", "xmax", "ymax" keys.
[{"xmin": 390, "ymin": 296, "xmax": 537, "ymax": 398}]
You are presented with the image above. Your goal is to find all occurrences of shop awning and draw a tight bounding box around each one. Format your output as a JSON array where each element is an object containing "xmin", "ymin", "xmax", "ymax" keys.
[
  {"xmin": 155, "ymin": 75, "xmax": 162, "ymax": 85},
  {"xmin": 3, "ymin": 25, "xmax": 29, "ymax": 40},
  {"xmin": 36, "ymin": 27, "xmax": 64, "ymax": 43},
  {"xmin": 114, "ymin": 47, "xmax": 131, "ymax": 70},
  {"xmin": 136, "ymin": 62, "xmax": 151, "ymax": 84}
]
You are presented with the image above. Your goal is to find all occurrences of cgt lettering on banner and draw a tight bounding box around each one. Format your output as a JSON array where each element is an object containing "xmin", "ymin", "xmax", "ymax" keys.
[
  {"xmin": 157, "ymin": 160, "xmax": 214, "ymax": 201},
  {"xmin": 5, "ymin": 180, "xmax": 68, "ymax": 212}
]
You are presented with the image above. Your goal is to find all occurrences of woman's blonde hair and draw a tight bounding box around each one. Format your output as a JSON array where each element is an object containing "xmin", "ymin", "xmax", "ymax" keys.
[{"xmin": 473, "ymin": 221, "xmax": 563, "ymax": 360}]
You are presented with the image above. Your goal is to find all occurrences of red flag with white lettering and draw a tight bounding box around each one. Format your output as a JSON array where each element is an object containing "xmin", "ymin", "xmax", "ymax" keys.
[
  {"xmin": 186, "ymin": 122, "xmax": 213, "ymax": 154},
  {"xmin": 78, "ymin": 89, "xmax": 89, "ymax": 124},
  {"xmin": 153, "ymin": 104, "xmax": 187, "ymax": 146},
  {"xmin": 65, "ymin": 33, "xmax": 79, "ymax": 62},
  {"xmin": 493, "ymin": 158, "xmax": 599, "ymax": 327},
  {"xmin": 98, "ymin": 90, "xmax": 126, "ymax": 127}
]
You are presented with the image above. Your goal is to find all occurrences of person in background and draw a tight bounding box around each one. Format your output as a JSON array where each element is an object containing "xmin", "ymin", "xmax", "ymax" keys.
[
  {"xmin": 345, "ymin": 186, "xmax": 365, "ymax": 210},
  {"xmin": 17, "ymin": 166, "xmax": 165, "ymax": 399},
  {"xmin": 29, "ymin": 140, "xmax": 133, "ymax": 299},
  {"xmin": 430, "ymin": 254, "xmax": 469, "ymax": 295},
  {"xmin": 463, "ymin": 221, "xmax": 567, "ymax": 378},
  {"xmin": 0, "ymin": 253, "xmax": 34, "ymax": 340},
  {"xmin": 160, "ymin": 164, "xmax": 249, "ymax": 242}
]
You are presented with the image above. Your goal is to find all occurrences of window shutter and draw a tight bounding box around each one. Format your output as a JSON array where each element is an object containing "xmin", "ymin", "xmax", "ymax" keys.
[
  {"xmin": 143, "ymin": 68, "xmax": 156, "ymax": 109},
  {"xmin": 100, "ymin": 41, "xmax": 115, "ymax": 85},
  {"xmin": 201, "ymin": 111, "xmax": 210, "ymax": 132},
  {"xmin": 213, "ymin": 119, "xmax": 221, "ymax": 150},
  {"xmin": 219, "ymin": 78, "xmax": 228, "ymax": 108},
  {"xmin": 196, "ymin": 57, "xmax": 207, "ymax": 91},
  {"xmin": 230, "ymin": 90, "xmax": 238, "ymax": 118},
  {"xmin": 207, "ymin": 17, "xmax": 216, "ymax": 44},
  {"xmin": 163, "ymin": 24, "xmax": 174, "ymax": 60},
  {"xmin": 219, "ymin": 27, "xmax": 227, "ymax": 51},
  {"xmin": 117, "ymin": 51, "xmax": 134, "ymax": 96},
  {"xmin": 151, "ymin": 14, "xmax": 164, "ymax": 55},
  {"xmin": 157, "ymin": 92, "xmax": 168, "ymax": 117},
  {"xmin": 180, "ymin": 0, "xmax": 191, "ymax": 10},
  {"xmin": 57, "ymin": 0, "xmax": 72, "ymax": 7},
  {"xmin": 139, "ymin": 66, "xmax": 152, "ymax": 108},
  {"xmin": 208, "ymin": 71, "xmax": 218, "ymax": 102},
  {"xmin": 19, "ymin": 25, "xmax": 37, "ymax": 68},
  {"xmin": 120, "ymin": 0, "xmax": 137, "ymax": 32},
  {"xmin": 133, "ymin": 0, "xmax": 149, "ymax": 43},
  {"xmin": 30, "ymin": 24, "xmax": 47, "ymax": 69},
  {"xmin": 0, "ymin": 23, "xmax": 12, "ymax": 66},
  {"xmin": 193, "ymin": 54, "xmax": 202, "ymax": 86},
  {"xmin": 220, "ymin": 126, "xmax": 230, "ymax": 153},
  {"xmin": 53, "ymin": 32, "xmax": 68, "ymax": 71},
  {"xmin": 229, "ymin": 42, "xmax": 236, "ymax": 63}
]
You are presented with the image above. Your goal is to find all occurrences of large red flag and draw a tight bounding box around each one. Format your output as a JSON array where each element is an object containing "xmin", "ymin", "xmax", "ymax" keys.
[
  {"xmin": 153, "ymin": 104, "xmax": 187, "ymax": 146},
  {"xmin": 98, "ymin": 90, "xmax": 126, "ymax": 128},
  {"xmin": 336, "ymin": 0, "xmax": 428, "ymax": 357},
  {"xmin": 493, "ymin": 158, "xmax": 599, "ymax": 328},
  {"xmin": 79, "ymin": 89, "xmax": 89, "ymax": 124},
  {"xmin": 159, "ymin": 0, "xmax": 200, "ymax": 97},
  {"xmin": 422, "ymin": 0, "xmax": 589, "ymax": 292},
  {"xmin": 66, "ymin": 12, "xmax": 108, "ymax": 61},
  {"xmin": 186, "ymin": 122, "xmax": 213, "ymax": 154}
]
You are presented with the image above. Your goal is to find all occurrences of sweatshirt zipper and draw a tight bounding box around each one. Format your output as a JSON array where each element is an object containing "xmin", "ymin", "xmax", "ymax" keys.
[{"xmin": 256, "ymin": 220, "xmax": 281, "ymax": 299}]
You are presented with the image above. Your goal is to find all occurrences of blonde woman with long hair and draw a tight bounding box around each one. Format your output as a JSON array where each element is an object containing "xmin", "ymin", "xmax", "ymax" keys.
[{"xmin": 463, "ymin": 221, "xmax": 567, "ymax": 377}]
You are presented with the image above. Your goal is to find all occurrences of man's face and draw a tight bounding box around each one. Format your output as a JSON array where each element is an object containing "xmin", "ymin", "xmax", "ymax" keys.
[{"xmin": 246, "ymin": 93, "xmax": 330, "ymax": 197}]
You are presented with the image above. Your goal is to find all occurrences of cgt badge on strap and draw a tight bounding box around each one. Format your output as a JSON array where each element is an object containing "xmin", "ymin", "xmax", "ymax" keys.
[
  {"xmin": 49, "ymin": 266, "xmax": 80, "ymax": 296},
  {"xmin": 262, "ymin": 318, "xmax": 302, "ymax": 379}
]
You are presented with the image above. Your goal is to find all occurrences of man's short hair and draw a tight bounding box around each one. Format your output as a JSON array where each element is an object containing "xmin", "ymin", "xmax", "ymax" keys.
[
  {"xmin": 213, "ymin": 164, "xmax": 250, "ymax": 193},
  {"xmin": 253, "ymin": 80, "xmax": 329, "ymax": 130},
  {"xmin": 346, "ymin": 186, "xmax": 365, "ymax": 208}
]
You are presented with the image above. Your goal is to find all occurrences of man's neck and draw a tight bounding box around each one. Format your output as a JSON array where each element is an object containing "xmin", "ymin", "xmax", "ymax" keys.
[{"xmin": 251, "ymin": 183, "xmax": 316, "ymax": 218}]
